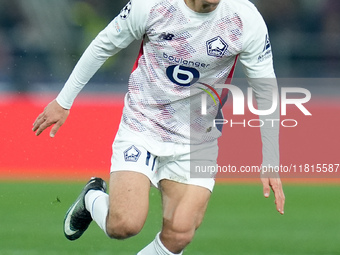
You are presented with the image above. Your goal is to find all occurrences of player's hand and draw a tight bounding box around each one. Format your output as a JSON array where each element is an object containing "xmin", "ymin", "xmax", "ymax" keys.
[
  {"xmin": 261, "ymin": 172, "xmax": 285, "ymax": 215},
  {"xmin": 32, "ymin": 99, "xmax": 69, "ymax": 138}
]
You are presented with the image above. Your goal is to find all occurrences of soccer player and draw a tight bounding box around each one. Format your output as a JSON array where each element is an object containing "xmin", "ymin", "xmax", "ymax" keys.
[{"xmin": 32, "ymin": 0, "xmax": 285, "ymax": 254}]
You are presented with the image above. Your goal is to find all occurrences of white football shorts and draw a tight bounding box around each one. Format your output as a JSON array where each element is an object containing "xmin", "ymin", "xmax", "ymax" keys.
[{"xmin": 110, "ymin": 124, "xmax": 218, "ymax": 192}]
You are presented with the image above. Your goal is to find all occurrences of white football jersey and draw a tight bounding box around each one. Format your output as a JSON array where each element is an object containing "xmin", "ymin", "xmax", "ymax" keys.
[{"xmin": 56, "ymin": 0, "xmax": 278, "ymax": 152}]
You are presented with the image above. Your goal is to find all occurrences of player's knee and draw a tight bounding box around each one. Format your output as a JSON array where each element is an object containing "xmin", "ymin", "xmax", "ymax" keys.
[
  {"xmin": 162, "ymin": 221, "xmax": 196, "ymax": 250},
  {"xmin": 162, "ymin": 229, "xmax": 195, "ymax": 251},
  {"xmin": 174, "ymin": 230, "xmax": 195, "ymax": 248},
  {"xmin": 106, "ymin": 217, "xmax": 143, "ymax": 240}
]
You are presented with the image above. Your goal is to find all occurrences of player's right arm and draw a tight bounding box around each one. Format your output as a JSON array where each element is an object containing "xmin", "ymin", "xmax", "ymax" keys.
[
  {"xmin": 32, "ymin": 0, "xmax": 150, "ymax": 137},
  {"xmin": 32, "ymin": 99, "xmax": 69, "ymax": 137}
]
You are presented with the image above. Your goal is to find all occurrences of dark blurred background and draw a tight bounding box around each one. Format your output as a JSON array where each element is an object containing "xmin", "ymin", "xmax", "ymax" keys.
[{"xmin": 0, "ymin": 0, "xmax": 339, "ymax": 93}]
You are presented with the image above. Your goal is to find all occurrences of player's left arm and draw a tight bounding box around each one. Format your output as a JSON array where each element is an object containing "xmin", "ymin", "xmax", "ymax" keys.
[{"xmin": 239, "ymin": 8, "xmax": 285, "ymax": 215}]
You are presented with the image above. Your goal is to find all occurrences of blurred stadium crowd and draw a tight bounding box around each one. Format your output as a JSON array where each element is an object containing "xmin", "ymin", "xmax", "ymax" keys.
[{"xmin": 0, "ymin": 0, "xmax": 339, "ymax": 92}]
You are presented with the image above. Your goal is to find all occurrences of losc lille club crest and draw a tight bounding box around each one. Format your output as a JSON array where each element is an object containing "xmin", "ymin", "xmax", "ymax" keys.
[
  {"xmin": 206, "ymin": 36, "xmax": 228, "ymax": 57},
  {"xmin": 124, "ymin": 145, "xmax": 141, "ymax": 162}
]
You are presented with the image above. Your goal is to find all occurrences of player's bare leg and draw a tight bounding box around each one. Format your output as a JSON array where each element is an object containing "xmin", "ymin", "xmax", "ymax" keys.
[
  {"xmin": 138, "ymin": 180, "xmax": 211, "ymax": 254},
  {"xmin": 160, "ymin": 180, "xmax": 211, "ymax": 253},
  {"xmin": 105, "ymin": 171, "xmax": 151, "ymax": 239}
]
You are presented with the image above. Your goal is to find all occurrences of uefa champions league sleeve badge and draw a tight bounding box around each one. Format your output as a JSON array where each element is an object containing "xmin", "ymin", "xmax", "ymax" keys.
[{"xmin": 120, "ymin": 1, "xmax": 132, "ymax": 20}]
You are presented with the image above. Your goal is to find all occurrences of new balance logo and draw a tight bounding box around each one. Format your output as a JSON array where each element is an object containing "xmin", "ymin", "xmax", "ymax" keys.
[{"xmin": 159, "ymin": 32, "xmax": 175, "ymax": 41}]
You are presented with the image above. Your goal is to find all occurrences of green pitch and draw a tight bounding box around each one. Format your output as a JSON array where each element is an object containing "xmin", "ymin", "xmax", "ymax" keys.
[{"xmin": 0, "ymin": 181, "xmax": 339, "ymax": 255}]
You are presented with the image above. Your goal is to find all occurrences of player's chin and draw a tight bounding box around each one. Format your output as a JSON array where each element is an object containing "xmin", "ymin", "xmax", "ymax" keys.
[{"xmin": 203, "ymin": 0, "xmax": 220, "ymax": 5}]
